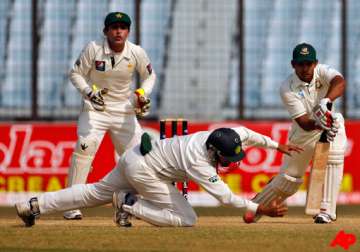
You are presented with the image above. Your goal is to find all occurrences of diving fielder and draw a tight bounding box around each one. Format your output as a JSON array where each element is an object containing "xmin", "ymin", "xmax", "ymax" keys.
[
  {"xmin": 250, "ymin": 43, "xmax": 347, "ymax": 224},
  {"xmin": 16, "ymin": 126, "xmax": 301, "ymax": 227},
  {"xmin": 64, "ymin": 12, "xmax": 156, "ymax": 219}
]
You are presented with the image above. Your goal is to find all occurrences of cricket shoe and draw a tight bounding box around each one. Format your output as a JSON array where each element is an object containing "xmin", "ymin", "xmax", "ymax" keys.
[
  {"xmin": 15, "ymin": 197, "xmax": 40, "ymax": 227},
  {"xmin": 314, "ymin": 213, "xmax": 332, "ymax": 224},
  {"xmin": 112, "ymin": 192, "xmax": 137, "ymax": 227},
  {"xmin": 63, "ymin": 209, "xmax": 82, "ymax": 220}
]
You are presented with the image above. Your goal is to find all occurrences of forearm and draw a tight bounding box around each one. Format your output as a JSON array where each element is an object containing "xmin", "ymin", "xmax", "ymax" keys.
[
  {"xmin": 241, "ymin": 127, "xmax": 278, "ymax": 149},
  {"xmin": 140, "ymin": 71, "xmax": 156, "ymax": 97},
  {"xmin": 296, "ymin": 118, "xmax": 319, "ymax": 131},
  {"xmin": 69, "ymin": 70, "xmax": 91, "ymax": 97},
  {"xmin": 326, "ymin": 75, "xmax": 345, "ymax": 101},
  {"xmin": 200, "ymin": 178, "xmax": 259, "ymax": 212}
]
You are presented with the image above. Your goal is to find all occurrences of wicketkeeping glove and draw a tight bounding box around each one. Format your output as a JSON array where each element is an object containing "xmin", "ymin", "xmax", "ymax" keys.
[
  {"xmin": 313, "ymin": 98, "xmax": 332, "ymax": 130},
  {"xmin": 326, "ymin": 114, "xmax": 340, "ymax": 142},
  {"xmin": 133, "ymin": 88, "xmax": 151, "ymax": 117},
  {"xmin": 85, "ymin": 85, "xmax": 108, "ymax": 112}
]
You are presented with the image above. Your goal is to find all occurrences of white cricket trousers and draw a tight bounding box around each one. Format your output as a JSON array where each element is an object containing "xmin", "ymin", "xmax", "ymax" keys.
[{"xmin": 38, "ymin": 146, "xmax": 197, "ymax": 227}]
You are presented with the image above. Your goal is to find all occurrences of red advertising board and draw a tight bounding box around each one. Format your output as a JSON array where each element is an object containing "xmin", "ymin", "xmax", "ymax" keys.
[{"xmin": 0, "ymin": 121, "xmax": 358, "ymax": 205}]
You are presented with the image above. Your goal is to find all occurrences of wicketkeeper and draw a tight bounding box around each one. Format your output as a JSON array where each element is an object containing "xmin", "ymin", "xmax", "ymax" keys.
[
  {"xmin": 16, "ymin": 126, "xmax": 301, "ymax": 227},
  {"xmin": 248, "ymin": 43, "xmax": 347, "ymax": 224},
  {"xmin": 64, "ymin": 11, "xmax": 155, "ymax": 220}
]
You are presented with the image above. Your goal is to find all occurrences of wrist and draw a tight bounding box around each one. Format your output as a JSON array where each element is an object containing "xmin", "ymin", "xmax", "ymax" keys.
[
  {"xmin": 83, "ymin": 87, "xmax": 92, "ymax": 98},
  {"xmin": 135, "ymin": 88, "xmax": 145, "ymax": 97},
  {"xmin": 321, "ymin": 97, "xmax": 331, "ymax": 104},
  {"xmin": 246, "ymin": 201, "xmax": 259, "ymax": 214}
]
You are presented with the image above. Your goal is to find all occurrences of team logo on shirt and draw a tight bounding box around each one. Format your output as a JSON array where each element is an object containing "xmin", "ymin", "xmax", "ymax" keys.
[
  {"xmin": 95, "ymin": 60, "xmax": 106, "ymax": 71},
  {"xmin": 297, "ymin": 90, "xmax": 305, "ymax": 99},
  {"xmin": 208, "ymin": 175, "xmax": 219, "ymax": 183}
]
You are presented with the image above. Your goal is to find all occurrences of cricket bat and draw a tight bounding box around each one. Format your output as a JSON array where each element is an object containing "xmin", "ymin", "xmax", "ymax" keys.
[{"xmin": 305, "ymin": 103, "xmax": 332, "ymax": 215}]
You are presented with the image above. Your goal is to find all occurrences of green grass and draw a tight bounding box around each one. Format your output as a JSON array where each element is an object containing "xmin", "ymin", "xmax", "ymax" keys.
[{"xmin": 1, "ymin": 205, "xmax": 360, "ymax": 252}]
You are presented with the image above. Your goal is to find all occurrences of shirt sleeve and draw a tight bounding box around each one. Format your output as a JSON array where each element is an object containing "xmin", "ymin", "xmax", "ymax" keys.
[
  {"xmin": 232, "ymin": 126, "xmax": 279, "ymax": 149},
  {"xmin": 280, "ymin": 84, "xmax": 307, "ymax": 119},
  {"xmin": 318, "ymin": 64, "xmax": 343, "ymax": 84},
  {"xmin": 187, "ymin": 163, "xmax": 258, "ymax": 212},
  {"xmin": 135, "ymin": 46, "xmax": 156, "ymax": 96},
  {"xmin": 69, "ymin": 42, "xmax": 95, "ymax": 96}
]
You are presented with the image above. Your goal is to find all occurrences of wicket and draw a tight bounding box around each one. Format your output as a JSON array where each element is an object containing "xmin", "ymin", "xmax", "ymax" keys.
[{"xmin": 159, "ymin": 118, "xmax": 189, "ymax": 200}]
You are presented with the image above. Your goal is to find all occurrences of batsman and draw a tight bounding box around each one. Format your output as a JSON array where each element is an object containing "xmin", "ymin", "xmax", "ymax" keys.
[{"xmin": 249, "ymin": 43, "xmax": 347, "ymax": 224}]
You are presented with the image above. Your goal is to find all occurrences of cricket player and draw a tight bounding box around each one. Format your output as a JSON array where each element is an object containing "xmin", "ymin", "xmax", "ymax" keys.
[
  {"xmin": 64, "ymin": 12, "xmax": 156, "ymax": 220},
  {"xmin": 248, "ymin": 43, "xmax": 347, "ymax": 224},
  {"xmin": 15, "ymin": 126, "xmax": 301, "ymax": 227}
]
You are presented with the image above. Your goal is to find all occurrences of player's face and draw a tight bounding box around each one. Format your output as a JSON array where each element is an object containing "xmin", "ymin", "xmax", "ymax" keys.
[
  {"xmin": 105, "ymin": 23, "xmax": 129, "ymax": 47},
  {"xmin": 216, "ymin": 155, "xmax": 241, "ymax": 174},
  {"xmin": 292, "ymin": 61, "xmax": 318, "ymax": 83}
]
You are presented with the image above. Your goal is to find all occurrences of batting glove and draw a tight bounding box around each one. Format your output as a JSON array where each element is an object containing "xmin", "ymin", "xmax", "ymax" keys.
[
  {"xmin": 326, "ymin": 114, "xmax": 340, "ymax": 142},
  {"xmin": 85, "ymin": 85, "xmax": 108, "ymax": 112},
  {"xmin": 313, "ymin": 98, "xmax": 332, "ymax": 131},
  {"xmin": 133, "ymin": 88, "xmax": 151, "ymax": 117}
]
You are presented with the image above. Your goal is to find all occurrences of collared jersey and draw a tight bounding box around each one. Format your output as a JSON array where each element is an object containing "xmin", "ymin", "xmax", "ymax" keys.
[
  {"xmin": 144, "ymin": 126, "xmax": 279, "ymax": 212},
  {"xmin": 70, "ymin": 39, "xmax": 156, "ymax": 113},
  {"xmin": 280, "ymin": 64, "xmax": 342, "ymax": 144}
]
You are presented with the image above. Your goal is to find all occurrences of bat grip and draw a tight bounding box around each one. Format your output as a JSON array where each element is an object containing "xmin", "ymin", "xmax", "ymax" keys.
[{"xmin": 319, "ymin": 102, "xmax": 333, "ymax": 143}]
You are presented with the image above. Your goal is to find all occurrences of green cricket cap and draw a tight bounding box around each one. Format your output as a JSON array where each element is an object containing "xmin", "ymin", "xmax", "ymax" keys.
[
  {"xmin": 292, "ymin": 43, "xmax": 317, "ymax": 63},
  {"xmin": 104, "ymin": 12, "xmax": 131, "ymax": 28}
]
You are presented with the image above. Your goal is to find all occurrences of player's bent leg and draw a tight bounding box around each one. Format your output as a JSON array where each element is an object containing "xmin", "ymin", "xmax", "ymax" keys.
[
  {"xmin": 253, "ymin": 173, "xmax": 303, "ymax": 205},
  {"xmin": 315, "ymin": 150, "xmax": 344, "ymax": 223},
  {"xmin": 249, "ymin": 173, "xmax": 303, "ymax": 222},
  {"xmin": 123, "ymin": 197, "xmax": 197, "ymax": 227},
  {"xmin": 64, "ymin": 135, "xmax": 99, "ymax": 220},
  {"xmin": 314, "ymin": 122, "xmax": 346, "ymax": 224}
]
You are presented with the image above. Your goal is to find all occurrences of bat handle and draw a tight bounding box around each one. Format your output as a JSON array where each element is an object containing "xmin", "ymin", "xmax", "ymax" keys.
[{"xmin": 319, "ymin": 102, "xmax": 333, "ymax": 143}]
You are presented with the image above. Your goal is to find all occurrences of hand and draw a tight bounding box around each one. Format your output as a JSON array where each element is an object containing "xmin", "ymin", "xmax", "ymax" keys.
[
  {"xmin": 277, "ymin": 143, "xmax": 303, "ymax": 156},
  {"xmin": 86, "ymin": 86, "xmax": 108, "ymax": 111},
  {"xmin": 256, "ymin": 198, "xmax": 288, "ymax": 217},
  {"xmin": 326, "ymin": 114, "xmax": 340, "ymax": 142},
  {"xmin": 313, "ymin": 98, "xmax": 332, "ymax": 130},
  {"xmin": 134, "ymin": 88, "xmax": 151, "ymax": 117}
]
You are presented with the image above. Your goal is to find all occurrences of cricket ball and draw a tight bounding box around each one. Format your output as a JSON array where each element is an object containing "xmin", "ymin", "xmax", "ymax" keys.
[{"xmin": 243, "ymin": 211, "xmax": 256, "ymax": 224}]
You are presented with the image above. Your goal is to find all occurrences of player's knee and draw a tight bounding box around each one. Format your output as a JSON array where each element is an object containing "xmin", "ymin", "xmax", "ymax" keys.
[
  {"xmin": 180, "ymin": 210, "xmax": 197, "ymax": 227},
  {"xmin": 180, "ymin": 215, "xmax": 197, "ymax": 227}
]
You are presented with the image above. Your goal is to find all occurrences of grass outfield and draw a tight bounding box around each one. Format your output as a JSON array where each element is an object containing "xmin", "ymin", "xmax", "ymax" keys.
[{"xmin": 0, "ymin": 205, "xmax": 359, "ymax": 252}]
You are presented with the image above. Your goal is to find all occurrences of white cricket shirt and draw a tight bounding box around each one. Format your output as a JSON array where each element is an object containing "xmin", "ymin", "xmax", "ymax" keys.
[
  {"xmin": 70, "ymin": 39, "xmax": 156, "ymax": 113},
  {"xmin": 280, "ymin": 64, "xmax": 342, "ymax": 144},
  {"xmin": 145, "ymin": 126, "xmax": 279, "ymax": 212}
]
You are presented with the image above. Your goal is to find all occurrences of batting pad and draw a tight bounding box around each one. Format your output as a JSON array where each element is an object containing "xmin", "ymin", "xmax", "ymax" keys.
[
  {"xmin": 253, "ymin": 173, "xmax": 303, "ymax": 206},
  {"xmin": 67, "ymin": 152, "xmax": 94, "ymax": 186},
  {"xmin": 321, "ymin": 162, "xmax": 344, "ymax": 220}
]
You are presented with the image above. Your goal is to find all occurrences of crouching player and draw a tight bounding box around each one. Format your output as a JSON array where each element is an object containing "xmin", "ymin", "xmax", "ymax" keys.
[{"xmin": 16, "ymin": 126, "xmax": 302, "ymax": 227}]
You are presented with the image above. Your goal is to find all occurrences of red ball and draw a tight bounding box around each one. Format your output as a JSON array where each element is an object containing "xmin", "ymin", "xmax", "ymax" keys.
[{"xmin": 243, "ymin": 211, "xmax": 255, "ymax": 224}]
